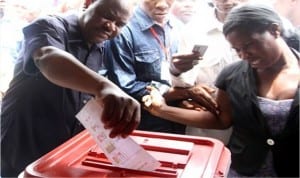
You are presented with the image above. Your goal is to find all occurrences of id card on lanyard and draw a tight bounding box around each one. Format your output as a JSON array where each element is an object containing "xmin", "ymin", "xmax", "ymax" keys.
[{"xmin": 150, "ymin": 27, "xmax": 171, "ymax": 82}]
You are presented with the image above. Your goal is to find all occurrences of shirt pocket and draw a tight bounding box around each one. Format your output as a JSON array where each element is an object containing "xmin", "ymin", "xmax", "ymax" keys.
[{"xmin": 135, "ymin": 49, "xmax": 161, "ymax": 80}]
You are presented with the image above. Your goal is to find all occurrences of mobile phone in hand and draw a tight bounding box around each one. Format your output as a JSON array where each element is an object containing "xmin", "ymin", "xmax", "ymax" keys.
[{"xmin": 192, "ymin": 45, "xmax": 208, "ymax": 56}]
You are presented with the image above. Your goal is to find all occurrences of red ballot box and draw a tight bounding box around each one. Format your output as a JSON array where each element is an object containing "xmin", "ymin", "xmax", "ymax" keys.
[{"xmin": 20, "ymin": 130, "xmax": 231, "ymax": 178}]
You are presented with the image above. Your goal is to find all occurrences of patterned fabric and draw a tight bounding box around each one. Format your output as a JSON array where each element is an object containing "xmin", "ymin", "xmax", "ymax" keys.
[
  {"xmin": 229, "ymin": 96, "xmax": 293, "ymax": 177},
  {"xmin": 257, "ymin": 97, "xmax": 293, "ymax": 136}
]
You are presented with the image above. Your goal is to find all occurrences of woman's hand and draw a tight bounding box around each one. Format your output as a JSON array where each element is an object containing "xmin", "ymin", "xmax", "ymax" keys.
[{"xmin": 186, "ymin": 84, "xmax": 219, "ymax": 115}]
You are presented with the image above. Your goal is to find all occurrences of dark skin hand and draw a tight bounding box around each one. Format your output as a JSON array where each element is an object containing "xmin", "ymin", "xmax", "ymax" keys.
[
  {"xmin": 142, "ymin": 85, "xmax": 232, "ymax": 130},
  {"xmin": 148, "ymin": 84, "xmax": 219, "ymax": 115},
  {"xmin": 98, "ymin": 87, "xmax": 140, "ymax": 138},
  {"xmin": 170, "ymin": 52, "xmax": 202, "ymax": 75},
  {"xmin": 184, "ymin": 84, "xmax": 219, "ymax": 114},
  {"xmin": 167, "ymin": 84, "xmax": 219, "ymax": 115},
  {"xmin": 33, "ymin": 46, "xmax": 140, "ymax": 138}
]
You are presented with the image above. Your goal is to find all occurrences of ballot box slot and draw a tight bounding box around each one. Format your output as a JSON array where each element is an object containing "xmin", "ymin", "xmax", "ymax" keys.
[
  {"xmin": 88, "ymin": 145, "xmax": 190, "ymax": 169},
  {"xmin": 88, "ymin": 144, "xmax": 191, "ymax": 156},
  {"xmin": 82, "ymin": 158, "xmax": 178, "ymax": 177},
  {"xmin": 140, "ymin": 144, "xmax": 190, "ymax": 155},
  {"xmin": 132, "ymin": 131, "xmax": 214, "ymax": 146},
  {"xmin": 87, "ymin": 149, "xmax": 187, "ymax": 169}
]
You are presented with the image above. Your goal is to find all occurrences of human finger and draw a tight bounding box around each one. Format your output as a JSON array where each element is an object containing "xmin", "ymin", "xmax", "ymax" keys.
[
  {"xmin": 109, "ymin": 103, "xmax": 140, "ymax": 138},
  {"xmin": 189, "ymin": 87, "xmax": 219, "ymax": 113},
  {"xmin": 100, "ymin": 95, "xmax": 140, "ymax": 137}
]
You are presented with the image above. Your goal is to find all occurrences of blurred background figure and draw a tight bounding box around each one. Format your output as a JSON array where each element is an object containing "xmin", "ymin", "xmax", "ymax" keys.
[
  {"xmin": 273, "ymin": 0, "xmax": 300, "ymax": 28},
  {"xmin": 170, "ymin": 0, "xmax": 248, "ymax": 144},
  {"xmin": 247, "ymin": 0, "xmax": 300, "ymax": 51},
  {"xmin": 0, "ymin": 0, "xmax": 8, "ymax": 102},
  {"xmin": 56, "ymin": 0, "xmax": 85, "ymax": 14},
  {"xmin": 171, "ymin": 0, "xmax": 210, "ymax": 51},
  {"xmin": 170, "ymin": 0, "xmax": 204, "ymax": 52},
  {"xmin": 0, "ymin": 0, "xmax": 53, "ymax": 98},
  {"xmin": 0, "ymin": 0, "xmax": 4, "ymax": 19},
  {"xmin": 171, "ymin": 0, "xmax": 200, "ymax": 25},
  {"xmin": 272, "ymin": 0, "xmax": 300, "ymax": 51}
]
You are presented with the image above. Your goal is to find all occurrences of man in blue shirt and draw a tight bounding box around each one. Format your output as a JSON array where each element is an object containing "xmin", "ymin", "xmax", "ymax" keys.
[
  {"xmin": 1, "ymin": 0, "xmax": 140, "ymax": 176},
  {"xmin": 106, "ymin": 0, "xmax": 190, "ymax": 134}
]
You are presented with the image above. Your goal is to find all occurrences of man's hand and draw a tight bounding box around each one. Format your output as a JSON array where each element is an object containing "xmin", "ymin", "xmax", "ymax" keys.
[
  {"xmin": 96, "ymin": 84, "xmax": 141, "ymax": 138},
  {"xmin": 170, "ymin": 52, "xmax": 202, "ymax": 76}
]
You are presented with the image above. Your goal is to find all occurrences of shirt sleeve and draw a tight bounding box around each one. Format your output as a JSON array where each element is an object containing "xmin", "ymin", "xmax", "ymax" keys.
[
  {"xmin": 170, "ymin": 65, "xmax": 198, "ymax": 88},
  {"xmin": 215, "ymin": 61, "xmax": 244, "ymax": 91},
  {"xmin": 21, "ymin": 16, "xmax": 67, "ymax": 75},
  {"xmin": 215, "ymin": 63, "xmax": 234, "ymax": 91}
]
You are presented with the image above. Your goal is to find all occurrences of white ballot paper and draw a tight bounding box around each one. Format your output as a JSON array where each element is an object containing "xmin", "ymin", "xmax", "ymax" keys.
[{"xmin": 76, "ymin": 98, "xmax": 161, "ymax": 171}]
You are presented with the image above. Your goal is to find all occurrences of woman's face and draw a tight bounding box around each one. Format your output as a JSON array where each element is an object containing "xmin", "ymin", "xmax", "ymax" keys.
[{"xmin": 226, "ymin": 27, "xmax": 282, "ymax": 70}]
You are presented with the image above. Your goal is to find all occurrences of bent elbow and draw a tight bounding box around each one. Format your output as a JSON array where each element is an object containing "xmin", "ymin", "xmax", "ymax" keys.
[{"xmin": 32, "ymin": 46, "xmax": 59, "ymax": 69}]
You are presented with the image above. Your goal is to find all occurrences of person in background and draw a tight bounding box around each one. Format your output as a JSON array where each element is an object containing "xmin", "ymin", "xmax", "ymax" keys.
[
  {"xmin": 171, "ymin": 0, "xmax": 199, "ymax": 25},
  {"xmin": 170, "ymin": 0, "xmax": 202, "ymax": 51},
  {"xmin": 143, "ymin": 3, "xmax": 299, "ymax": 177},
  {"xmin": 273, "ymin": 0, "xmax": 300, "ymax": 28},
  {"xmin": 0, "ymin": 0, "xmax": 4, "ymax": 18},
  {"xmin": 250, "ymin": 0, "xmax": 300, "ymax": 51},
  {"xmin": 56, "ymin": 0, "xmax": 85, "ymax": 14},
  {"xmin": 0, "ymin": 0, "xmax": 46, "ymax": 95},
  {"xmin": 169, "ymin": 0, "xmax": 247, "ymax": 144},
  {"xmin": 0, "ymin": 0, "xmax": 140, "ymax": 176},
  {"xmin": 271, "ymin": 0, "xmax": 300, "ymax": 51},
  {"xmin": 0, "ymin": 0, "xmax": 12, "ymax": 99},
  {"xmin": 106, "ymin": 0, "xmax": 202, "ymax": 134}
]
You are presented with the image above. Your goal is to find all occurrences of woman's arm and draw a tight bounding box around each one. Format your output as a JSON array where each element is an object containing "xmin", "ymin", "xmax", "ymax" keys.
[
  {"xmin": 143, "ymin": 86, "xmax": 232, "ymax": 129},
  {"xmin": 164, "ymin": 84, "xmax": 219, "ymax": 114}
]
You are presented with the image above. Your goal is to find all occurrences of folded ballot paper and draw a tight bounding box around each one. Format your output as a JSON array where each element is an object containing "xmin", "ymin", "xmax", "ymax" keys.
[{"xmin": 76, "ymin": 98, "xmax": 161, "ymax": 171}]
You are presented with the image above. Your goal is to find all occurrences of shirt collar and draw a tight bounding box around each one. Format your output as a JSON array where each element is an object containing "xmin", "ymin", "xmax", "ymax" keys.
[
  {"xmin": 204, "ymin": 9, "xmax": 224, "ymax": 34},
  {"xmin": 62, "ymin": 14, "xmax": 103, "ymax": 50},
  {"xmin": 134, "ymin": 6, "xmax": 174, "ymax": 31}
]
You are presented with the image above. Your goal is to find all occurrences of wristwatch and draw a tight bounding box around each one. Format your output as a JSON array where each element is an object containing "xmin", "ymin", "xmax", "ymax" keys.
[{"xmin": 150, "ymin": 81, "xmax": 170, "ymax": 95}]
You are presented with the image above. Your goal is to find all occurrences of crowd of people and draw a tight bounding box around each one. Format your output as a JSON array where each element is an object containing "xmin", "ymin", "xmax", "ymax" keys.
[
  {"xmin": 0, "ymin": 0, "xmax": 299, "ymax": 177},
  {"xmin": 0, "ymin": 0, "xmax": 86, "ymax": 100}
]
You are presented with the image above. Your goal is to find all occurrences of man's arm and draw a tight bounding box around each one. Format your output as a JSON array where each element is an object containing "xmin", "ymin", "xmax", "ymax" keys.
[{"xmin": 33, "ymin": 46, "xmax": 140, "ymax": 138}]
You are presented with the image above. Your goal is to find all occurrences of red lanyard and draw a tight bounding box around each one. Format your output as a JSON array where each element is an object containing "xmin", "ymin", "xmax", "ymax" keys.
[{"xmin": 150, "ymin": 27, "xmax": 170, "ymax": 60}]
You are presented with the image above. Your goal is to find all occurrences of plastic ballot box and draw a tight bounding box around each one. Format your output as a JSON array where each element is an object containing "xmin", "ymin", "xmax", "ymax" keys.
[{"xmin": 21, "ymin": 130, "xmax": 231, "ymax": 178}]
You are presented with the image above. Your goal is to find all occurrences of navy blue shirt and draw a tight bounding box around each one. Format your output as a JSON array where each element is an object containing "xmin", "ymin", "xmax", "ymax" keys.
[{"xmin": 1, "ymin": 14, "xmax": 105, "ymax": 176}]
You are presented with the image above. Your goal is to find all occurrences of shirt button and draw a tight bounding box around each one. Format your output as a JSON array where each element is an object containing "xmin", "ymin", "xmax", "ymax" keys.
[
  {"xmin": 267, "ymin": 139, "xmax": 275, "ymax": 146},
  {"xmin": 83, "ymin": 99, "xmax": 87, "ymax": 104}
]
